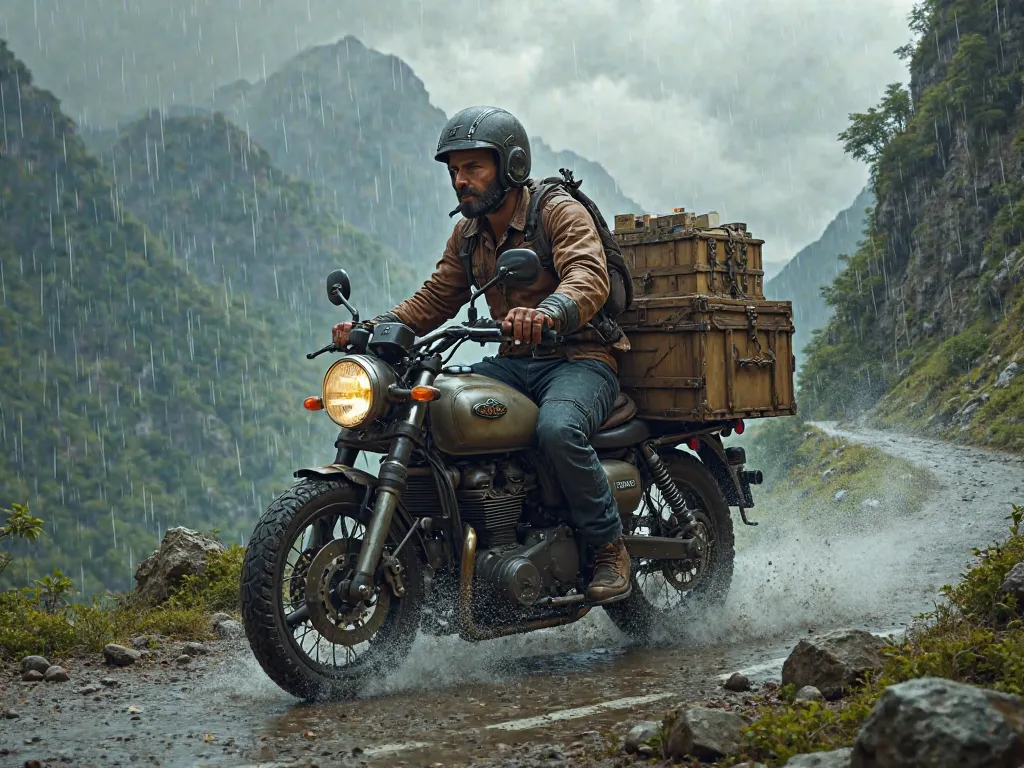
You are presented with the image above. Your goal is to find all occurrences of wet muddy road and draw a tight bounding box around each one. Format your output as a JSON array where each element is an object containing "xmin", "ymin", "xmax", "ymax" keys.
[{"xmin": 3, "ymin": 425, "xmax": 1024, "ymax": 768}]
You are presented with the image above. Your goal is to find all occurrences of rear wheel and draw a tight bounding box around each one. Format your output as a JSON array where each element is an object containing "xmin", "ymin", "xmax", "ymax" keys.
[
  {"xmin": 604, "ymin": 449, "xmax": 735, "ymax": 642},
  {"xmin": 240, "ymin": 478, "xmax": 423, "ymax": 701}
]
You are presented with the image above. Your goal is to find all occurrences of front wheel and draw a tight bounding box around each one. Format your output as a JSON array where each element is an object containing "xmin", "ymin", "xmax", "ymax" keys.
[
  {"xmin": 604, "ymin": 450, "xmax": 735, "ymax": 643},
  {"xmin": 240, "ymin": 478, "xmax": 423, "ymax": 701}
]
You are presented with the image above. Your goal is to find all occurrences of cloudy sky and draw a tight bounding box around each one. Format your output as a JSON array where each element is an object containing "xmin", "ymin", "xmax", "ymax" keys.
[{"xmin": 3, "ymin": 0, "xmax": 917, "ymax": 259}]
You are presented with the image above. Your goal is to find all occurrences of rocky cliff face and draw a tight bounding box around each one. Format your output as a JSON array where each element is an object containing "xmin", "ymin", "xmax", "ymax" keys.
[{"xmin": 801, "ymin": 0, "xmax": 1024, "ymax": 452}]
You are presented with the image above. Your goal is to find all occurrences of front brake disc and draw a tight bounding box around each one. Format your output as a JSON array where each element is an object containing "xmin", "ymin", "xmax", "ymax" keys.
[{"xmin": 304, "ymin": 538, "xmax": 391, "ymax": 646}]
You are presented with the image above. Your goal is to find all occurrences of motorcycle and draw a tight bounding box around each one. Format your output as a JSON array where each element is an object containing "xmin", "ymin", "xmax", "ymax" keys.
[{"xmin": 240, "ymin": 247, "xmax": 764, "ymax": 701}]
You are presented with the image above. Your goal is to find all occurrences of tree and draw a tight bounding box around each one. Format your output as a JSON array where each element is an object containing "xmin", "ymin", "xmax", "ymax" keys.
[
  {"xmin": 0, "ymin": 503, "xmax": 43, "ymax": 575},
  {"xmin": 838, "ymin": 83, "xmax": 912, "ymax": 176}
]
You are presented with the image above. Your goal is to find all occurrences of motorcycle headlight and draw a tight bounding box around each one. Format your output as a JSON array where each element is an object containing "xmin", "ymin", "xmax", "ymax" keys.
[{"xmin": 322, "ymin": 356, "xmax": 395, "ymax": 428}]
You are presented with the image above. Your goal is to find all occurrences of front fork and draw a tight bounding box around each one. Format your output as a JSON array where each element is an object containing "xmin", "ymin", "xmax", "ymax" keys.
[{"xmin": 346, "ymin": 366, "xmax": 437, "ymax": 601}]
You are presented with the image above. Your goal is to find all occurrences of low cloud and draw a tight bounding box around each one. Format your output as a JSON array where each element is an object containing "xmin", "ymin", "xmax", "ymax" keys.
[{"xmin": 2, "ymin": 0, "xmax": 916, "ymax": 254}]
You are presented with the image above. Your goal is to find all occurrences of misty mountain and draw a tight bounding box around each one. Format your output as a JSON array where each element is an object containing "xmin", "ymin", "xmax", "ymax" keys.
[
  {"xmin": 0, "ymin": 41, "xmax": 329, "ymax": 595},
  {"xmin": 204, "ymin": 36, "xmax": 642, "ymax": 274},
  {"xmin": 765, "ymin": 185, "xmax": 873, "ymax": 362},
  {"xmin": 94, "ymin": 109, "xmax": 416, "ymax": 342}
]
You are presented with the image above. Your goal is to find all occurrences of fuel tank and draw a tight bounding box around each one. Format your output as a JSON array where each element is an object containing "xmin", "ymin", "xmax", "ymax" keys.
[{"xmin": 429, "ymin": 373, "xmax": 538, "ymax": 456}]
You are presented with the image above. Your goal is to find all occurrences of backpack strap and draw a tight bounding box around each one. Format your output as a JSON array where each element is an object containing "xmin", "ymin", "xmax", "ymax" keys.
[
  {"xmin": 523, "ymin": 177, "xmax": 567, "ymax": 279},
  {"xmin": 458, "ymin": 229, "xmax": 479, "ymax": 290}
]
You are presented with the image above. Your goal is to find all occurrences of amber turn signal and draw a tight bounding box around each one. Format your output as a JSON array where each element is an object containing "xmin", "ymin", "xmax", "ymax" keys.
[
  {"xmin": 410, "ymin": 386, "xmax": 441, "ymax": 402},
  {"xmin": 303, "ymin": 396, "xmax": 324, "ymax": 411}
]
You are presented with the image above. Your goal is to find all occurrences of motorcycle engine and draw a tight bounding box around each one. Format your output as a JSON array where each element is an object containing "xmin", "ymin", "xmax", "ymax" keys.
[
  {"xmin": 455, "ymin": 458, "xmax": 535, "ymax": 548},
  {"xmin": 475, "ymin": 525, "xmax": 580, "ymax": 606}
]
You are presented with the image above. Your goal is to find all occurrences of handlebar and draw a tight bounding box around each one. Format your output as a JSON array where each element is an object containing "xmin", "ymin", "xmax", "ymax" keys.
[{"xmin": 464, "ymin": 326, "xmax": 562, "ymax": 346}]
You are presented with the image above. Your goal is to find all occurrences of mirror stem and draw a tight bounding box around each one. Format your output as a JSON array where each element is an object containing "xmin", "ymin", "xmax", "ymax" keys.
[{"xmin": 332, "ymin": 288, "xmax": 360, "ymax": 322}]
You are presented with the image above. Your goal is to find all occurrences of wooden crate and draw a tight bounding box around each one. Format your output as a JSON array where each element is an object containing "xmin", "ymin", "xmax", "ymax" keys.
[
  {"xmin": 614, "ymin": 221, "xmax": 765, "ymax": 300},
  {"xmin": 616, "ymin": 295, "xmax": 796, "ymax": 422}
]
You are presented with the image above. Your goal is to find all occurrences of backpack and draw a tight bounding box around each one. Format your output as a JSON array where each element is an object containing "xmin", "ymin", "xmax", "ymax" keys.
[{"xmin": 457, "ymin": 168, "xmax": 634, "ymax": 325}]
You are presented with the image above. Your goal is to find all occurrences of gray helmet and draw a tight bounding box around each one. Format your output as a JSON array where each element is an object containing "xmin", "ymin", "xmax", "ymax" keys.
[{"xmin": 434, "ymin": 106, "xmax": 531, "ymax": 189}]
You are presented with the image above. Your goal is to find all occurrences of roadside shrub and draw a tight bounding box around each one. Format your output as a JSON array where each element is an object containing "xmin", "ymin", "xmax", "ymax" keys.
[{"xmin": 726, "ymin": 504, "xmax": 1024, "ymax": 766}]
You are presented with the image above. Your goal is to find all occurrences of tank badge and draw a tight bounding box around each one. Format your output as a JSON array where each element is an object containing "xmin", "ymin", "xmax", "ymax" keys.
[{"xmin": 472, "ymin": 398, "xmax": 508, "ymax": 419}]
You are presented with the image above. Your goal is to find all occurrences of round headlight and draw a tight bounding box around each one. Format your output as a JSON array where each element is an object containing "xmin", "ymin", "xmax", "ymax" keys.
[{"xmin": 321, "ymin": 356, "xmax": 394, "ymax": 428}]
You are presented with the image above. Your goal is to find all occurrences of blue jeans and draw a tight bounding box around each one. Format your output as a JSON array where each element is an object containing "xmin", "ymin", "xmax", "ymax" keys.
[{"xmin": 471, "ymin": 355, "xmax": 623, "ymax": 547}]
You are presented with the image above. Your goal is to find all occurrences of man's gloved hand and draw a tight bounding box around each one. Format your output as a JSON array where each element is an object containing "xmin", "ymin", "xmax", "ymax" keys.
[
  {"xmin": 332, "ymin": 322, "xmax": 354, "ymax": 346},
  {"xmin": 502, "ymin": 307, "xmax": 558, "ymax": 346}
]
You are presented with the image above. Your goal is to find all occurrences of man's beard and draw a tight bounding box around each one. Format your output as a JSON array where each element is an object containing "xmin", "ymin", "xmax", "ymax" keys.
[{"xmin": 457, "ymin": 178, "xmax": 506, "ymax": 218}]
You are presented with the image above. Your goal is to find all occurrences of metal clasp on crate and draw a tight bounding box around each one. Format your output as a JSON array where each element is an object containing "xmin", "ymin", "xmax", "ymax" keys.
[{"xmin": 733, "ymin": 305, "xmax": 776, "ymax": 369}]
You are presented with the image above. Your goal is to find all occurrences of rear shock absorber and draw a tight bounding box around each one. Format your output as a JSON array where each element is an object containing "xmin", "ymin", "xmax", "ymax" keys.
[{"xmin": 641, "ymin": 444, "xmax": 696, "ymax": 534}]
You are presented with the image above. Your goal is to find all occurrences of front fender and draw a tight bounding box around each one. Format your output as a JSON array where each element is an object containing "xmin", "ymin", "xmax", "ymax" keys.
[
  {"xmin": 293, "ymin": 463, "xmax": 378, "ymax": 488},
  {"xmin": 292, "ymin": 463, "xmax": 421, "ymax": 539}
]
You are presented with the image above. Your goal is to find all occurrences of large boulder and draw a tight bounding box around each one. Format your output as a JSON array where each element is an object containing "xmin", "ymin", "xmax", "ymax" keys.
[
  {"xmin": 851, "ymin": 677, "xmax": 1024, "ymax": 767},
  {"xmin": 133, "ymin": 527, "xmax": 225, "ymax": 606},
  {"xmin": 782, "ymin": 629, "xmax": 886, "ymax": 700},
  {"xmin": 663, "ymin": 706, "xmax": 749, "ymax": 761},
  {"xmin": 998, "ymin": 562, "xmax": 1024, "ymax": 612}
]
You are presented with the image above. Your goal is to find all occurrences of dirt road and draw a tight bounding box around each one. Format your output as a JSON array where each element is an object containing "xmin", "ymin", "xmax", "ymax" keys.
[{"xmin": 3, "ymin": 425, "xmax": 1023, "ymax": 768}]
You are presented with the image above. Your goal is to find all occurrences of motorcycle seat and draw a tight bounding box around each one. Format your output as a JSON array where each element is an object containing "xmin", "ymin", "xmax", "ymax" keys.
[
  {"xmin": 591, "ymin": 394, "xmax": 649, "ymax": 450},
  {"xmin": 600, "ymin": 393, "xmax": 637, "ymax": 431}
]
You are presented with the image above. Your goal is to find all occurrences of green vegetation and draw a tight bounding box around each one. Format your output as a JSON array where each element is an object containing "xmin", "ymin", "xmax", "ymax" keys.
[
  {"xmin": 97, "ymin": 109, "xmax": 416, "ymax": 339},
  {"xmin": 800, "ymin": 0, "xmax": 1024, "ymax": 447},
  {"xmin": 0, "ymin": 502, "xmax": 43, "ymax": 575},
  {"xmin": 764, "ymin": 186, "xmax": 873, "ymax": 367},
  {"xmin": 0, "ymin": 510, "xmax": 243, "ymax": 659},
  {"xmin": 0, "ymin": 548, "xmax": 242, "ymax": 660},
  {"xmin": 724, "ymin": 504, "xmax": 1024, "ymax": 765},
  {"xmin": 742, "ymin": 418, "xmax": 932, "ymax": 524},
  {"xmin": 0, "ymin": 40, "xmax": 327, "ymax": 596}
]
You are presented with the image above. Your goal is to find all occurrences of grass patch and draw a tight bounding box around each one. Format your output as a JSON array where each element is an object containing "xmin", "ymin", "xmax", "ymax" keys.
[
  {"xmin": 741, "ymin": 417, "xmax": 932, "ymax": 528},
  {"xmin": 869, "ymin": 293, "xmax": 1024, "ymax": 453},
  {"xmin": 0, "ymin": 545, "xmax": 243, "ymax": 660},
  {"xmin": 717, "ymin": 504, "xmax": 1024, "ymax": 766}
]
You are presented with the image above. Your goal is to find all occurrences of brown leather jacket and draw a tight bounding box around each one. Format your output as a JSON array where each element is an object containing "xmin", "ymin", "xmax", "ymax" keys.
[{"xmin": 383, "ymin": 183, "xmax": 628, "ymax": 371}]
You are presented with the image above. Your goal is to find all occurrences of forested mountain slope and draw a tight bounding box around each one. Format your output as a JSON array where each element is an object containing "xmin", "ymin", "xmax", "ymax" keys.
[
  {"xmin": 0, "ymin": 41, "xmax": 329, "ymax": 595},
  {"xmin": 96, "ymin": 109, "xmax": 415, "ymax": 344},
  {"xmin": 766, "ymin": 185, "xmax": 873, "ymax": 362},
  {"xmin": 801, "ymin": 0, "xmax": 1024, "ymax": 452}
]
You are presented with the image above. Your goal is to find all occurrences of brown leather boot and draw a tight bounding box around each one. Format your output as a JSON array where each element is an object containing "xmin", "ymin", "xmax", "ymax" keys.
[{"xmin": 586, "ymin": 536, "xmax": 632, "ymax": 604}]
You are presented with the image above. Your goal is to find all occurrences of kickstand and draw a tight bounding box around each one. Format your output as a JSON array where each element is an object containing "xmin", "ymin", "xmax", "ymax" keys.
[{"xmin": 739, "ymin": 507, "xmax": 758, "ymax": 526}]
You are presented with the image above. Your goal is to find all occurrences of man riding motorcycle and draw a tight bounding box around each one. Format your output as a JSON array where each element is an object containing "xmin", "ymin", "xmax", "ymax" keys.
[{"xmin": 332, "ymin": 106, "xmax": 632, "ymax": 605}]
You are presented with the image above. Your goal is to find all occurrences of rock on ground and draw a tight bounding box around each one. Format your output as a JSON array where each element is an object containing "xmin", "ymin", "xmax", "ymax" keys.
[
  {"xmin": 796, "ymin": 686, "xmax": 825, "ymax": 703},
  {"xmin": 998, "ymin": 562, "xmax": 1024, "ymax": 611},
  {"xmin": 624, "ymin": 721, "xmax": 660, "ymax": 755},
  {"xmin": 133, "ymin": 526, "xmax": 225, "ymax": 606},
  {"xmin": 21, "ymin": 670, "xmax": 44, "ymax": 682},
  {"xmin": 852, "ymin": 677, "xmax": 1024, "ymax": 768},
  {"xmin": 20, "ymin": 656, "xmax": 51, "ymax": 675},
  {"xmin": 782, "ymin": 629, "xmax": 886, "ymax": 700},
  {"xmin": 43, "ymin": 666, "xmax": 69, "ymax": 683},
  {"xmin": 103, "ymin": 644, "xmax": 142, "ymax": 667},
  {"xmin": 725, "ymin": 672, "xmax": 752, "ymax": 692},
  {"xmin": 786, "ymin": 748, "xmax": 852, "ymax": 767},
  {"xmin": 664, "ymin": 707, "xmax": 749, "ymax": 761},
  {"xmin": 182, "ymin": 642, "xmax": 209, "ymax": 656},
  {"xmin": 215, "ymin": 619, "xmax": 244, "ymax": 639}
]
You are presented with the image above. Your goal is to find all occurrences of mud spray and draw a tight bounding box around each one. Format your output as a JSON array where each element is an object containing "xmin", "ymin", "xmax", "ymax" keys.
[{"xmin": 224, "ymin": 428, "xmax": 1024, "ymax": 704}]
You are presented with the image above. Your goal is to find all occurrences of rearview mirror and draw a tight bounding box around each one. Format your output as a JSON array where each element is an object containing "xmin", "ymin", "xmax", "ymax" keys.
[
  {"xmin": 495, "ymin": 248, "xmax": 541, "ymax": 286},
  {"xmin": 326, "ymin": 269, "xmax": 351, "ymax": 306}
]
